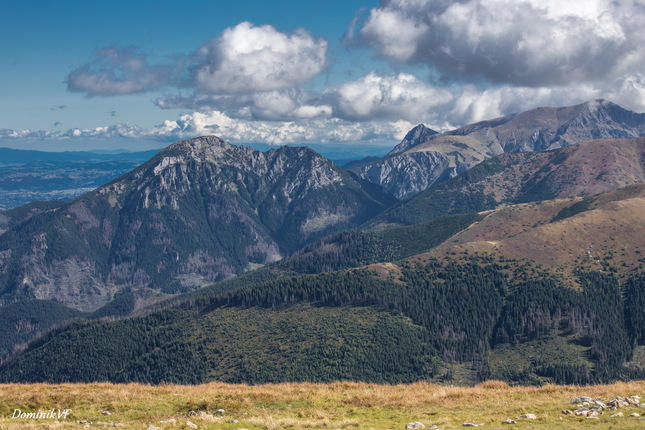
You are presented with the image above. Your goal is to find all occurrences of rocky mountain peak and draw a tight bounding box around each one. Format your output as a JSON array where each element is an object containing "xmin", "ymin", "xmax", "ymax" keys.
[
  {"xmin": 159, "ymin": 135, "xmax": 233, "ymax": 159},
  {"xmin": 388, "ymin": 124, "xmax": 438, "ymax": 156},
  {"xmin": 352, "ymin": 100, "xmax": 645, "ymax": 200},
  {"xmin": 0, "ymin": 135, "xmax": 395, "ymax": 311}
]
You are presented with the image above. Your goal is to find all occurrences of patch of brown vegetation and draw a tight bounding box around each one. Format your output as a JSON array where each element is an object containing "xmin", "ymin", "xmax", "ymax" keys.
[
  {"xmin": 364, "ymin": 262, "xmax": 404, "ymax": 284},
  {"xmin": 412, "ymin": 184, "xmax": 645, "ymax": 282}
]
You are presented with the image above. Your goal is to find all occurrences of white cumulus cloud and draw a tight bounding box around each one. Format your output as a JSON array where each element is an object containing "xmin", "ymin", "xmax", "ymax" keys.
[
  {"xmin": 328, "ymin": 72, "xmax": 453, "ymax": 123},
  {"xmin": 193, "ymin": 22, "xmax": 328, "ymax": 94},
  {"xmin": 358, "ymin": 0, "xmax": 643, "ymax": 87},
  {"xmin": 155, "ymin": 88, "xmax": 333, "ymax": 121}
]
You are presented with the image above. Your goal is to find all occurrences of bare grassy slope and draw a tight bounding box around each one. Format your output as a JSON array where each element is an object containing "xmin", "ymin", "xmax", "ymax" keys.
[
  {"xmin": 1, "ymin": 381, "xmax": 645, "ymax": 429},
  {"xmin": 424, "ymin": 183, "xmax": 645, "ymax": 279}
]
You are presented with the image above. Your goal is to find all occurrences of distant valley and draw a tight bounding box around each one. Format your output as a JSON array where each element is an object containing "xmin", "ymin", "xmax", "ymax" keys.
[{"xmin": 0, "ymin": 148, "xmax": 159, "ymax": 211}]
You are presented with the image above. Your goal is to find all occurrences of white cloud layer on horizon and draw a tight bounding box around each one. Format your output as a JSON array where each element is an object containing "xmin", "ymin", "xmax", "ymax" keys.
[
  {"xmin": 8, "ymin": 77, "xmax": 645, "ymax": 148},
  {"xmin": 0, "ymin": 111, "xmax": 416, "ymax": 147}
]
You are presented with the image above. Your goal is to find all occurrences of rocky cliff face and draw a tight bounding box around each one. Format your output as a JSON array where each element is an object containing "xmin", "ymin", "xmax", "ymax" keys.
[
  {"xmin": 351, "ymin": 151, "xmax": 466, "ymax": 200},
  {"xmin": 350, "ymin": 124, "xmax": 456, "ymax": 199},
  {"xmin": 352, "ymin": 100, "xmax": 645, "ymax": 199},
  {"xmin": 0, "ymin": 136, "xmax": 394, "ymax": 311}
]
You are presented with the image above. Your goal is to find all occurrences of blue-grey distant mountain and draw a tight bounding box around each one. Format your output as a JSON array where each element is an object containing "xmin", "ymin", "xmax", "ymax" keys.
[
  {"xmin": 0, "ymin": 147, "xmax": 159, "ymax": 166},
  {"xmin": 351, "ymin": 100, "xmax": 645, "ymax": 198},
  {"xmin": 0, "ymin": 136, "xmax": 394, "ymax": 311}
]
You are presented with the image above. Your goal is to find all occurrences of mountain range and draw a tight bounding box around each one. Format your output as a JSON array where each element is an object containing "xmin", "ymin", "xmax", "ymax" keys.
[
  {"xmin": 1, "ymin": 100, "xmax": 644, "ymax": 386},
  {"xmin": 368, "ymin": 136, "xmax": 645, "ymax": 228},
  {"xmin": 350, "ymin": 99, "xmax": 645, "ymax": 199}
]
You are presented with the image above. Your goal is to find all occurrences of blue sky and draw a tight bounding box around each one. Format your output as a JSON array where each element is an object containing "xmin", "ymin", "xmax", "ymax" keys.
[{"xmin": 2, "ymin": 0, "xmax": 645, "ymax": 151}]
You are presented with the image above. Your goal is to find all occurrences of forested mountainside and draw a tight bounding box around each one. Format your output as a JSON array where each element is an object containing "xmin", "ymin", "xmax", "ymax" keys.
[
  {"xmin": 2, "ymin": 183, "xmax": 644, "ymax": 386},
  {"xmin": 2, "ymin": 259, "xmax": 643, "ymax": 386}
]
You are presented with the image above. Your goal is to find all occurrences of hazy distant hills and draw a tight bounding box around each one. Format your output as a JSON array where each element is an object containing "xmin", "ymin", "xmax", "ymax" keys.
[
  {"xmin": 351, "ymin": 100, "xmax": 645, "ymax": 198},
  {"xmin": 0, "ymin": 148, "xmax": 159, "ymax": 211},
  {"xmin": 0, "ymin": 136, "xmax": 392, "ymax": 311}
]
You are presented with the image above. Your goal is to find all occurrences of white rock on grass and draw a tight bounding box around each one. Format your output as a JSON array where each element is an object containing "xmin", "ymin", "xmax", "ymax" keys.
[
  {"xmin": 571, "ymin": 396, "xmax": 593, "ymax": 404},
  {"xmin": 405, "ymin": 422, "xmax": 425, "ymax": 429},
  {"xmin": 627, "ymin": 396, "xmax": 641, "ymax": 405},
  {"xmin": 518, "ymin": 414, "xmax": 537, "ymax": 419},
  {"xmin": 186, "ymin": 421, "xmax": 198, "ymax": 429}
]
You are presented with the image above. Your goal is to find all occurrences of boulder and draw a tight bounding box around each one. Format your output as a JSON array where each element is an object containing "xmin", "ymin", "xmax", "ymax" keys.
[{"xmin": 571, "ymin": 396, "xmax": 593, "ymax": 404}]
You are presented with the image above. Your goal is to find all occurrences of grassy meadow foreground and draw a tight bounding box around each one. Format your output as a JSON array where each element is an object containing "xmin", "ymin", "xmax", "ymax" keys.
[{"xmin": 1, "ymin": 381, "xmax": 645, "ymax": 429}]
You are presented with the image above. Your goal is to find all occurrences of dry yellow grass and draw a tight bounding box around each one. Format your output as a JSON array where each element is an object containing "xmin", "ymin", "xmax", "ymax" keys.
[{"xmin": 0, "ymin": 381, "xmax": 644, "ymax": 429}]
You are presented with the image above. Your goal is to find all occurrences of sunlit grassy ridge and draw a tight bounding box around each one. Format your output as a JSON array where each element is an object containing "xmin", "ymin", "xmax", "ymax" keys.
[{"xmin": 1, "ymin": 381, "xmax": 645, "ymax": 429}]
